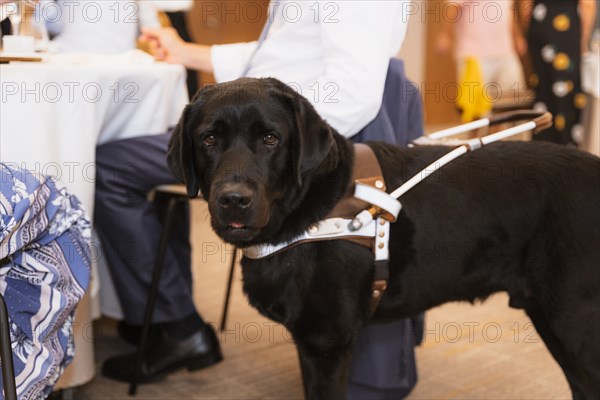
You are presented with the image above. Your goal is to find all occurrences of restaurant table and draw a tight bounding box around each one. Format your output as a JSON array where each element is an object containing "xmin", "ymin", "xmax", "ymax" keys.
[{"xmin": 0, "ymin": 50, "xmax": 189, "ymax": 389}]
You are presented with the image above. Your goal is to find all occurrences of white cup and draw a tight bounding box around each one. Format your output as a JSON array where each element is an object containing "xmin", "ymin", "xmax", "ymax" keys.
[{"xmin": 2, "ymin": 35, "xmax": 36, "ymax": 54}]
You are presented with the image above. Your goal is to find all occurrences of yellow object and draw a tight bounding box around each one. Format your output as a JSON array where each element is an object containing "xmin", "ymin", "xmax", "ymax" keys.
[
  {"xmin": 555, "ymin": 114, "xmax": 566, "ymax": 131},
  {"xmin": 553, "ymin": 14, "xmax": 570, "ymax": 31},
  {"xmin": 574, "ymin": 93, "xmax": 587, "ymax": 109},
  {"xmin": 553, "ymin": 53, "xmax": 570, "ymax": 70},
  {"xmin": 457, "ymin": 57, "xmax": 492, "ymax": 122}
]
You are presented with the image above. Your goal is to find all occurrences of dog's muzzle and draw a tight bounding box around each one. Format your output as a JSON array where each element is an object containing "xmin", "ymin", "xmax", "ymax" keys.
[{"xmin": 217, "ymin": 183, "xmax": 253, "ymax": 211}]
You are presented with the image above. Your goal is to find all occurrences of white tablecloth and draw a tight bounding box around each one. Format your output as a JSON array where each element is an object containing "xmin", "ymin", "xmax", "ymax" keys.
[
  {"xmin": 1, "ymin": 51, "xmax": 188, "ymax": 209},
  {"xmin": 0, "ymin": 50, "xmax": 189, "ymax": 388}
]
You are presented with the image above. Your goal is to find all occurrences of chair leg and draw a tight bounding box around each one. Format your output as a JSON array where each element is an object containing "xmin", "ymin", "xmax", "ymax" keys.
[
  {"xmin": 128, "ymin": 196, "xmax": 182, "ymax": 396},
  {"xmin": 219, "ymin": 248, "xmax": 237, "ymax": 332},
  {"xmin": 0, "ymin": 294, "xmax": 17, "ymax": 400}
]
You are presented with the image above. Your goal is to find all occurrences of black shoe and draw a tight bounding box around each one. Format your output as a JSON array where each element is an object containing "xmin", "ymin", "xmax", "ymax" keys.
[{"xmin": 102, "ymin": 325, "xmax": 223, "ymax": 383}]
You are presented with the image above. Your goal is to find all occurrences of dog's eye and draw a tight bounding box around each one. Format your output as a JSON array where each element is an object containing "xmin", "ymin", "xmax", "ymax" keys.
[
  {"xmin": 263, "ymin": 134, "xmax": 279, "ymax": 147},
  {"xmin": 202, "ymin": 135, "xmax": 217, "ymax": 147}
]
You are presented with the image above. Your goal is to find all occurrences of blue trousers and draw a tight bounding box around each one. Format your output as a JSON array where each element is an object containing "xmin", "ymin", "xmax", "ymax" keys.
[{"xmin": 95, "ymin": 133, "xmax": 197, "ymax": 325}]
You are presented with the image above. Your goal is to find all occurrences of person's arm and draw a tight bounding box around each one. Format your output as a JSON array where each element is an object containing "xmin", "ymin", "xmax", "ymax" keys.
[
  {"xmin": 306, "ymin": 1, "xmax": 409, "ymax": 137},
  {"xmin": 580, "ymin": 0, "xmax": 597, "ymax": 53},
  {"xmin": 140, "ymin": 26, "xmax": 258, "ymax": 78},
  {"xmin": 140, "ymin": 27, "xmax": 215, "ymax": 73}
]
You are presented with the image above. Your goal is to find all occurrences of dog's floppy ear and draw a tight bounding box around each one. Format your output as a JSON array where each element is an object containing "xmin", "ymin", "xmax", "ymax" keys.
[
  {"xmin": 167, "ymin": 90, "xmax": 204, "ymax": 198},
  {"xmin": 267, "ymin": 79, "xmax": 335, "ymax": 186}
]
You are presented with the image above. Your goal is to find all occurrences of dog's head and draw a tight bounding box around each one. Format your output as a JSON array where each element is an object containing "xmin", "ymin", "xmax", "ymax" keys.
[{"xmin": 167, "ymin": 78, "xmax": 337, "ymax": 245}]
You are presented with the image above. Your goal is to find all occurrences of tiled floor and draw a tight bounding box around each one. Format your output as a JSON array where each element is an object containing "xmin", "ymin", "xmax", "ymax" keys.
[{"xmin": 74, "ymin": 200, "xmax": 571, "ymax": 400}]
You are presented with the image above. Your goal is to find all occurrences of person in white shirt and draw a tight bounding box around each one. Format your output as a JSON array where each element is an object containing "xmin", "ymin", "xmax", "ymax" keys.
[
  {"xmin": 142, "ymin": 1, "xmax": 406, "ymax": 136},
  {"xmin": 96, "ymin": 2, "xmax": 420, "ymax": 397}
]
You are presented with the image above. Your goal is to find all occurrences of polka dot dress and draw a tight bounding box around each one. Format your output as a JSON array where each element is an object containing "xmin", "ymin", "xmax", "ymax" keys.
[{"xmin": 528, "ymin": 0, "xmax": 584, "ymax": 146}]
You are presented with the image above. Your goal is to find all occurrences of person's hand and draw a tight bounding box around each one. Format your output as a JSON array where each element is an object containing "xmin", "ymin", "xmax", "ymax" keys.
[{"xmin": 139, "ymin": 27, "xmax": 187, "ymax": 64}]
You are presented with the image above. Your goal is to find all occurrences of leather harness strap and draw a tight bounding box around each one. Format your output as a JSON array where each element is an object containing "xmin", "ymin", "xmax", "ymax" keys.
[
  {"xmin": 326, "ymin": 144, "xmax": 390, "ymax": 315},
  {"xmin": 327, "ymin": 144, "xmax": 384, "ymax": 219}
]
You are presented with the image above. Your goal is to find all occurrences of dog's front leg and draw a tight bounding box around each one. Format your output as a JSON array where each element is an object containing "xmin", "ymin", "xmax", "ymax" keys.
[{"xmin": 296, "ymin": 343, "xmax": 353, "ymax": 400}]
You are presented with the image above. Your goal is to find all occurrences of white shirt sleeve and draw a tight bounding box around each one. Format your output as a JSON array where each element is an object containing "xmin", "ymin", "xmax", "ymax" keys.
[
  {"xmin": 211, "ymin": 41, "xmax": 259, "ymax": 83},
  {"xmin": 312, "ymin": 1, "xmax": 407, "ymax": 137}
]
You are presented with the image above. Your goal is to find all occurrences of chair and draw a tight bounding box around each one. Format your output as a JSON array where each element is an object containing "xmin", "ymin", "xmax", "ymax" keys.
[
  {"xmin": 128, "ymin": 184, "xmax": 236, "ymax": 396},
  {"xmin": 0, "ymin": 293, "xmax": 17, "ymax": 400}
]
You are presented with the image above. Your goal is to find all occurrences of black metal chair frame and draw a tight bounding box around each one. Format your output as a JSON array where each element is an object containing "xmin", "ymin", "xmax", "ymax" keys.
[
  {"xmin": 0, "ymin": 293, "xmax": 17, "ymax": 400},
  {"xmin": 128, "ymin": 185, "xmax": 237, "ymax": 396}
]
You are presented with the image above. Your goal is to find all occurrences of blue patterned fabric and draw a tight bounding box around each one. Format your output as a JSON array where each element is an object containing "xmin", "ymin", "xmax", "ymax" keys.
[{"xmin": 0, "ymin": 163, "xmax": 91, "ymax": 399}]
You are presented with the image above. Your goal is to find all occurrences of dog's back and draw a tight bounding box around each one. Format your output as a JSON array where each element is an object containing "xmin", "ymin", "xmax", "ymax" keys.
[{"xmin": 370, "ymin": 140, "xmax": 600, "ymax": 398}]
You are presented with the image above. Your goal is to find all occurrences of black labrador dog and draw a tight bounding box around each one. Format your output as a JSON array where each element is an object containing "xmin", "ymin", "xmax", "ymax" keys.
[{"xmin": 167, "ymin": 78, "xmax": 600, "ymax": 399}]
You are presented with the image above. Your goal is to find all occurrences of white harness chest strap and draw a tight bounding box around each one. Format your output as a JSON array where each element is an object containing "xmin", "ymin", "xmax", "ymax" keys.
[{"xmin": 242, "ymin": 217, "xmax": 391, "ymax": 260}]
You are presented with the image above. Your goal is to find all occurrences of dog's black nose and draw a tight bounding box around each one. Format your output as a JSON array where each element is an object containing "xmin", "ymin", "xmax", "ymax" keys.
[{"xmin": 218, "ymin": 185, "xmax": 253, "ymax": 209}]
